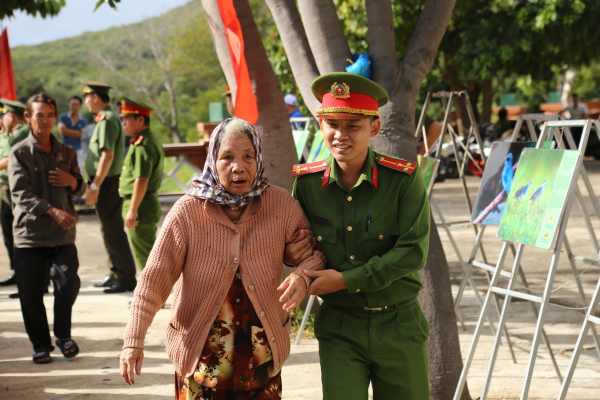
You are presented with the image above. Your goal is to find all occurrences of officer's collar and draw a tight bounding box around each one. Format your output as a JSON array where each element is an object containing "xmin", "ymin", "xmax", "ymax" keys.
[{"xmin": 324, "ymin": 148, "xmax": 378, "ymax": 191}]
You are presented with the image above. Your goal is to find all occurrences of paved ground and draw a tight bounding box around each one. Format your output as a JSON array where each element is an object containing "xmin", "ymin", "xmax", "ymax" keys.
[{"xmin": 2, "ymin": 160, "xmax": 600, "ymax": 399}]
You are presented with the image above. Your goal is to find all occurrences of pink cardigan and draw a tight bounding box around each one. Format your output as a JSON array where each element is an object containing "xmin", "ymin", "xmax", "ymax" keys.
[{"xmin": 123, "ymin": 187, "xmax": 326, "ymax": 377}]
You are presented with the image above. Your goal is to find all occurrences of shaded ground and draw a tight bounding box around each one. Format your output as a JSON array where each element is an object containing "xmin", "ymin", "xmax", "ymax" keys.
[{"xmin": 2, "ymin": 161, "xmax": 600, "ymax": 399}]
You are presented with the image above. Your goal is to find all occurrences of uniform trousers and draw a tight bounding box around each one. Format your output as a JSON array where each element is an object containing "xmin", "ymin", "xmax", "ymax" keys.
[
  {"xmin": 14, "ymin": 244, "xmax": 80, "ymax": 352},
  {"xmin": 0, "ymin": 185, "xmax": 14, "ymax": 269},
  {"xmin": 122, "ymin": 196, "xmax": 160, "ymax": 270},
  {"xmin": 314, "ymin": 298, "xmax": 430, "ymax": 400},
  {"xmin": 92, "ymin": 175, "xmax": 137, "ymax": 284}
]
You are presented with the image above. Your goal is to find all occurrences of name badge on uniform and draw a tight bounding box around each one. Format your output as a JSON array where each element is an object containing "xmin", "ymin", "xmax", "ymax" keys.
[{"xmin": 312, "ymin": 215, "xmax": 330, "ymax": 226}]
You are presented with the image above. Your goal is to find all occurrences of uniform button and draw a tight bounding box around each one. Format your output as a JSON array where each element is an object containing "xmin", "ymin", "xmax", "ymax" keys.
[
  {"xmin": 233, "ymin": 258, "xmax": 238, "ymax": 264},
  {"xmin": 271, "ymin": 337, "xmax": 276, "ymax": 343},
  {"xmin": 235, "ymin": 298, "xmax": 240, "ymax": 303},
  {"xmin": 347, "ymin": 226, "xmax": 352, "ymax": 232},
  {"xmin": 249, "ymin": 285, "xmax": 255, "ymax": 291},
  {"xmin": 235, "ymin": 321, "xmax": 240, "ymax": 326},
  {"xmin": 260, "ymin": 311, "xmax": 265, "ymax": 317},
  {"xmin": 347, "ymin": 196, "xmax": 352, "ymax": 201},
  {"xmin": 379, "ymin": 235, "xmax": 384, "ymax": 240},
  {"xmin": 317, "ymin": 236, "xmax": 322, "ymax": 242},
  {"xmin": 350, "ymin": 255, "xmax": 355, "ymax": 260},
  {"xmin": 356, "ymin": 289, "xmax": 360, "ymax": 293}
]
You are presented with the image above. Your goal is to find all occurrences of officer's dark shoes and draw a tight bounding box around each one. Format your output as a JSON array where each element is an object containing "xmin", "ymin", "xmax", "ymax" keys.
[
  {"xmin": 8, "ymin": 292, "xmax": 19, "ymax": 298},
  {"xmin": 103, "ymin": 282, "xmax": 136, "ymax": 294},
  {"xmin": 93, "ymin": 275, "xmax": 117, "ymax": 288},
  {"xmin": 0, "ymin": 275, "xmax": 16, "ymax": 286}
]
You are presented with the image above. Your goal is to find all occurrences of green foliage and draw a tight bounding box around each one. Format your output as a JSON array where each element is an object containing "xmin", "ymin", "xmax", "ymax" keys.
[
  {"xmin": 289, "ymin": 306, "xmax": 315, "ymax": 339},
  {"xmin": 93, "ymin": 0, "xmax": 121, "ymax": 12},
  {"xmin": 0, "ymin": 0, "xmax": 65, "ymax": 19}
]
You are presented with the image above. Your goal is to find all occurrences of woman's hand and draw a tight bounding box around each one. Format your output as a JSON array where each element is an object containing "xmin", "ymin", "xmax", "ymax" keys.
[
  {"xmin": 120, "ymin": 347, "xmax": 144, "ymax": 386},
  {"xmin": 277, "ymin": 274, "xmax": 307, "ymax": 312}
]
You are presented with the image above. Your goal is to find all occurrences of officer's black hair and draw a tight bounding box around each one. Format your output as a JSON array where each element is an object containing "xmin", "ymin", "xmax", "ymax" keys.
[
  {"xmin": 92, "ymin": 93, "xmax": 110, "ymax": 103},
  {"xmin": 8, "ymin": 109, "xmax": 24, "ymax": 120},
  {"xmin": 370, "ymin": 116, "xmax": 379, "ymax": 124},
  {"xmin": 69, "ymin": 95, "xmax": 83, "ymax": 105},
  {"xmin": 498, "ymin": 108, "xmax": 508, "ymax": 120}
]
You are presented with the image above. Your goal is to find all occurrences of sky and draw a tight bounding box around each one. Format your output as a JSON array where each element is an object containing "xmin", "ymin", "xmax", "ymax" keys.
[{"xmin": 1, "ymin": 0, "xmax": 191, "ymax": 48}]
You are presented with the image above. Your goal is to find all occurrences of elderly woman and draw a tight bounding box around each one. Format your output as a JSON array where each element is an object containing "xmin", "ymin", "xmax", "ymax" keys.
[{"xmin": 120, "ymin": 118, "xmax": 325, "ymax": 399}]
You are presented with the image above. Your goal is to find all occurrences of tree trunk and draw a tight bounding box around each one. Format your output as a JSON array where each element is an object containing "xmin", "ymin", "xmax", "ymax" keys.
[
  {"xmin": 418, "ymin": 217, "xmax": 471, "ymax": 400},
  {"xmin": 468, "ymin": 84, "xmax": 481, "ymax": 124},
  {"xmin": 442, "ymin": 63, "xmax": 470, "ymax": 135},
  {"xmin": 482, "ymin": 78, "xmax": 493, "ymax": 124},
  {"xmin": 201, "ymin": 0, "xmax": 297, "ymax": 190},
  {"xmin": 561, "ymin": 67, "xmax": 576, "ymax": 107}
]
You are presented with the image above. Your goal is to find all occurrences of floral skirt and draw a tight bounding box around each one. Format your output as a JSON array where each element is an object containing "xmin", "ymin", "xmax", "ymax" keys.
[{"xmin": 175, "ymin": 372, "xmax": 281, "ymax": 400}]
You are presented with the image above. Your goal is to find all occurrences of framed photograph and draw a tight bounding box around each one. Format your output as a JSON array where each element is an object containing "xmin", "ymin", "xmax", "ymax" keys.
[{"xmin": 417, "ymin": 156, "xmax": 439, "ymax": 195}]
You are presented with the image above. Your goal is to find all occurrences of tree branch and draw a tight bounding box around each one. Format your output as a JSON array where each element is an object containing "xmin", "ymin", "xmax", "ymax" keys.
[
  {"xmin": 365, "ymin": 0, "xmax": 396, "ymax": 83},
  {"xmin": 265, "ymin": 0, "xmax": 321, "ymax": 116},
  {"xmin": 297, "ymin": 0, "xmax": 352, "ymax": 73}
]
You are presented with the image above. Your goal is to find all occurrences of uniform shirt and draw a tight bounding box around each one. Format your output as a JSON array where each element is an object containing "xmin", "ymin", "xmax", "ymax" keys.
[
  {"xmin": 0, "ymin": 123, "xmax": 30, "ymax": 185},
  {"xmin": 58, "ymin": 112, "xmax": 87, "ymax": 150},
  {"xmin": 118, "ymin": 128, "xmax": 164, "ymax": 197},
  {"xmin": 292, "ymin": 148, "xmax": 430, "ymax": 309},
  {"xmin": 85, "ymin": 106, "xmax": 125, "ymax": 178},
  {"xmin": 9, "ymin": 133, "xmax": 86, "ymax": 248}
]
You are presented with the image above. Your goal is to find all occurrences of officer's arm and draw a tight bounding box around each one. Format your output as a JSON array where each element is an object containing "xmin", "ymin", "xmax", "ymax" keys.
[
  {"xmin": 92, "ymin": 148, "xmax": 114, "ymax": 187},
  {"xmin": 341, "ymin": 170, "xmax": 431, "ymax": 293},
  {"xmin": 129, "ymin": 178, "xmax": 149, "ymax": 214}
]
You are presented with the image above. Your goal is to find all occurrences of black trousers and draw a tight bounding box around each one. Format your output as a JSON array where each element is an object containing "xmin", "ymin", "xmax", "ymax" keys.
[
  {"xmin": 14, "ymin": 244, "xmax": 80, "ymax": 352},
  {"xmin": 0, "ymin": 186, "xmax": 14, "ymax": 270},
  {"xmin": 92, "ymin": 174, "xmax": 137, "ymax": 285}
]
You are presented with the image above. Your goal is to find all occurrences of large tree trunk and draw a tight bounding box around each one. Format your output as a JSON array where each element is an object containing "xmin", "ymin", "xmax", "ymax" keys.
[
  {"xmin": 442, "ymin": 63, "xmax": 471, "ymax": 135},
  {"xmin": 201, "ymin": 0, "xmax": 297, "ymax": 190},
  {"xmin": 482, "ymin": 78, "xmax": 493, "ymax": 124}
]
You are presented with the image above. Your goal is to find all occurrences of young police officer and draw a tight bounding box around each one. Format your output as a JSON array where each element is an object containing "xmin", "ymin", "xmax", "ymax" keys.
[
  {"xmin": 118, "ymin": 98, "xmax": 164, "ymax": 270},
  {"xmin": 290, "ymin": 73, "xmax": 431, "ymax": 399}
]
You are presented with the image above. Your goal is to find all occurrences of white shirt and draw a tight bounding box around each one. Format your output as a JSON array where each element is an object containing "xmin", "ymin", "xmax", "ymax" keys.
[{"xmin": 562, "ymin": 103, "xmax": 589, "ymax": 119}]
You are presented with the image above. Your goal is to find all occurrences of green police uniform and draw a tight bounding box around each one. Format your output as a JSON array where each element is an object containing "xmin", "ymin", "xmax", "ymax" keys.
[
  {"xmin": 0, "ymin": 99, "xmax": 29, "ymax": 271},
  {"xmin": 118, "ymin": 97, "xmax": 164, "ymax": 270},
  {"xmin": 81, "ymin": 79, "xmax": 137, "ymax": 288},
  {"xmin": 291, "ymin": 73, "xmax": 431, "ymax": 400}
]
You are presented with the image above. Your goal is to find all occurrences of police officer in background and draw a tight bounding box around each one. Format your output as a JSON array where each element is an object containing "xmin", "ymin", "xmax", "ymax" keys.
[
  {"xmin": 0, "ymin": 99, "xmax": 31, "ymax": 290},
  {"xmin": 81, "ymin": 79, "xmax": 137, "ymax": 293},
  {"xmin": 118, "ymin": 98, "xmax": 164, "ymax": 270}
]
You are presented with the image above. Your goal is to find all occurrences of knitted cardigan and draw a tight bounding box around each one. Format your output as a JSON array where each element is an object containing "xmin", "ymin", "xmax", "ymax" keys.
[{"xmin": 123, "ymin": 187, "xmax": 326, "ymax": 378}]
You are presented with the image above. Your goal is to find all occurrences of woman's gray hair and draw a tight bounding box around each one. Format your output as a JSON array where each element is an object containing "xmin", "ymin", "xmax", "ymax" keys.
[{"xmin": 214, "ymin": 118, "xmax": 254, "ymax": 151}]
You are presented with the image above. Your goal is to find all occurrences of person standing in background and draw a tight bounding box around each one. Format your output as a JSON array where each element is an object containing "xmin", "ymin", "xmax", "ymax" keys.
[
  {"xmin": 81, "ymin": 79, "xmax": 137, "ymax": 294},
  {"xmin": 0, "ymin": 99, "xmax": 31, "ymax": 293},
  {"xmin": 118, "ymin": 98, "xmax": 164, "ymax": 271},
  {"xmin": 285, "ymin": 94, "xmax": 305, "ymax": 130},
  {"xmin": 58, "ymin": 96, "xmax": 87, "ymax": 174}
]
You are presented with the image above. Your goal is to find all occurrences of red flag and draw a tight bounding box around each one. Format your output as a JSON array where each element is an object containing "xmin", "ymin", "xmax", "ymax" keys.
[
  {"xmin": 0, "ymin": 28, "xmax": 17, "ymax": 101},
  {"xmin": 216, "ymin": 0, "xmax": 258, "ymax": 124}
]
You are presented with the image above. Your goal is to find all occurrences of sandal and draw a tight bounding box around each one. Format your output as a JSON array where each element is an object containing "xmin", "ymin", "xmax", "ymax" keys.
[
  {"xmin": 33, "ymin": 351, "xmax": 52, "ymax": 364},
  {"xmin": 55, "ymin": 339, "xmax": 79, "ymax": 359}
]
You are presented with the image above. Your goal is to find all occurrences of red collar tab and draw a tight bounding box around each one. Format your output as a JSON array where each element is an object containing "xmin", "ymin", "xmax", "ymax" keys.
[
  {"xmin": 322, "ymin": 167, "xmax": 331, "ymax": 188},
  {"xmin": 121, "ymin": 104, "xmax": 152, "ymax": 117},
  {"xmin": 375, "ymin": 155, "xmax": 416, "ymax": 174},
  {"xmin": 131, "ymin": 135, "xmax": 145, "ymax": 146},
  {"xmin": 372, "ymin": 166, "xmax": 378, "ymax": 189},
  {"xmin": 292, "ymin": 160, "xmax": 330, "ymax": 176},
  {"xmin": 95, "ymin": 113, "xmax": 105, "ymax": 123}
]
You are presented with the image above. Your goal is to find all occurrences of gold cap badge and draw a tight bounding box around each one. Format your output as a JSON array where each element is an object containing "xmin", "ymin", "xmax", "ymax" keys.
[{"xmin": 331, "ymin": 82, "xmax": 350, "ymax": 99}]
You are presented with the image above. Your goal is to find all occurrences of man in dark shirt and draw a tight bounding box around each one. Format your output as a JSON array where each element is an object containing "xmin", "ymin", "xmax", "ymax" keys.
[{"xmin": 10, "ymin": 93, "xmax": 86, "ymax": 364}]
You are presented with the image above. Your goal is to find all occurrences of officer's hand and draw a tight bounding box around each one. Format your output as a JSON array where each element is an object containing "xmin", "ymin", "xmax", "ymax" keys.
[
  {"xmin": 125, "ymin": 209, "xmax": 138, "ymax": 229},
  {"xmin": 49, "ymin": 169, "xmax": 77, "ymax": 189},
  {"xmin": 120, "ymin": 347, "xmax": 144, "ymax": 386},
  {"xmin": 283, "ymin": 229, "xmax": 313, "ymax": 267},
  {"xmin": 86, "ymin": 188, "xmax": 99, "ymax": 206},
  {"xmin": 277, "ymin": 273, "xmax": 307, "ymax": 312},
  {"xmin": 46, "ymin": 207, "xmax": 77, "ymax": 229},
  {"xmin": 304, "ymin": 269, "xmax": 347, "ymax": 296}
]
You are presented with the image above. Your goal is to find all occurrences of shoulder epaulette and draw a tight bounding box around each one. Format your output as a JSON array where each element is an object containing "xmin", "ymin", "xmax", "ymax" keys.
[
  {"xmin": 375, "ymin": 154, "xmax": 416, "ymax": 174},
  {"xmin": 292, "ymin": 160, "xmax": 330, "ymax": 176},
  {"xmin": 95, "ymin": 113, "xmax": 106, "ymax": 123},
  {"xmin": 131, "ymin": 136, "xmax": 145, "ymax": 146}
]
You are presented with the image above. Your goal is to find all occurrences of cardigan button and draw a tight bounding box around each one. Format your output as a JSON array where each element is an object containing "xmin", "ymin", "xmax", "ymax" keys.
[
  {"xmin": 271, "ymin": 337, "xmax": 276, "ymax": 343},
  {"xmin": 233, "ymin": 258, "xmax": 238, "ymax": 264},
  {"xmin": 249, "ymin": 285, "xmax": 255, "ymax": 291},
  {"xmin": 260, "ymin": 311, "xmax": 265, "ymax": 317},
  {"xmin": 277, "ymin": 362, "xmax": 280, "ymax": 367},
  {"xmin": 234, "ymin": 230, "xmax": 239, "ymax": 234}
]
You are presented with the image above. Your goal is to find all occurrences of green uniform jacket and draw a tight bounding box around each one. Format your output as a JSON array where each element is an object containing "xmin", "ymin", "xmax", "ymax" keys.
[
  {"xmin": 85, "ymin": 106, "xmax": 125, "ymax": 178},
  {"xmin": 292, "ymin": 148, "xmax": 430, "ymax": 309},
  {"xmin": 118, "ymin": 128, "xmax": 164, "ymax": 197},
  {"xmin": 0, "ymin": 123, "xmax": 30, "ymax": 185}
]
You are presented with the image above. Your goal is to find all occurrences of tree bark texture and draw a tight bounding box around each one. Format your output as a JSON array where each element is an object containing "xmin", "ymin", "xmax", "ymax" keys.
[
  {"xmin": 482, "ymin": 78, "xmax": 493, "ymax": 124},
  {"xmin": 418, "ymin": 215, "xmax": 471, "ymax": 400},
  {"xmin": 442, "ymin": 63, "xmax": 471, "ymax": 135},
  {"xmin": 201, "ymin": 0, "xmax": 297, "ymax": 190}
]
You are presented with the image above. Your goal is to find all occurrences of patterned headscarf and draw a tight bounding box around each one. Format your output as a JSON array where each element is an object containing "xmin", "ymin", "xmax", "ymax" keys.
[{"xmin": 187, "ymin": 118, "xmax": 270, "ymax": 210}]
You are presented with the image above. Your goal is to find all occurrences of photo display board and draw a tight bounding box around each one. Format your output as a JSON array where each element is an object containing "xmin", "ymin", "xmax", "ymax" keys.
[
  {"xmin": 471, "ymin": 142, "xmax": 537, "ymax": 225},
  {"xmin": 307, "ymin": 130, "xmax": 331, "ymax": 162},
  {"xmin": 497, "ymin": 148, "xmax": 580, "ymax": 250},
  {"xmin": 292, "ymin": 130, "xmax": 310, "ymax": 161},
  {"xmin": 417, "ymin": 156, "xmax": 439, "ymax": 194}
]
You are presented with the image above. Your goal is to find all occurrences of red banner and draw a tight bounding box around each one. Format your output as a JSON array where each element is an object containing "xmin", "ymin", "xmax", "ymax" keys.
[
  {"xmin": 0, "ymin": 28, "xmax": 17, "ymax": 101},
  {"xmin": 216, "ymin": 0, "xmax": 258, "ymax": 124}
]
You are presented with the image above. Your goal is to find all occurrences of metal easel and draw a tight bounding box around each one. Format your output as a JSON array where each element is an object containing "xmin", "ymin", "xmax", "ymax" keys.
[{"xmin": 453, "ymin": 119, "xmax": 595, "ymax": 400}]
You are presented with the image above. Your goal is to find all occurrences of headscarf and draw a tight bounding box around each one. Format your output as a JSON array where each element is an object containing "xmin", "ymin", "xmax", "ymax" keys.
[{"xmin": 187, "ymin": 118, "xmax": 270, "ymax": 210}]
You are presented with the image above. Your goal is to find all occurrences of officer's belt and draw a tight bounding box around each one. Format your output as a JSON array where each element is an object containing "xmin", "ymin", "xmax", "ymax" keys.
[
  {"xmin": 362, "ymin": 295, "xmax": 418, "ymax": 311},
  {"xmin": 123, "ymin": 193, "xmax": 157, "ymax": 200}
]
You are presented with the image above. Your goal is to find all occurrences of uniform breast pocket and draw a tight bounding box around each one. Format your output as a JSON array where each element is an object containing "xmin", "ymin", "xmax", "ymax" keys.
[
  {"xmin": 361, "ymin": 222, "xmax": 399, "ymax": 258},
  {"xmin": 312, "ymin": 224, "xmax": 339, "ymax": 262}
]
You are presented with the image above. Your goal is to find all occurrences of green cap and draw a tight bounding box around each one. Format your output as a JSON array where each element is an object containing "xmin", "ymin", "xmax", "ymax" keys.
[
  {"xmin": 0, "ymin": 98, "xmax": 26, "ymax": 114},
  {"xmin": 81, "ymin": 78, "xmax": 112, "ymax": 96},
  {"xmin": 311, "ymin": 72, "xmax": 388, "ymax": 118},
  {"xmin": 119, "ymin": 97, "xmax": 153, "ymax": 117}
]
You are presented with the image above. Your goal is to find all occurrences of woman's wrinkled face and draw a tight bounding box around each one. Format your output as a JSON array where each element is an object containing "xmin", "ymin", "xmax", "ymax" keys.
[{"xmin": 216, "ymin": 134, "xmax": 257, "ymax": 196}]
